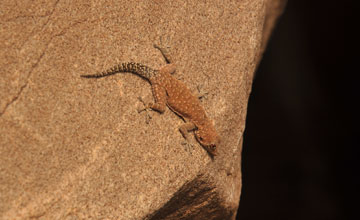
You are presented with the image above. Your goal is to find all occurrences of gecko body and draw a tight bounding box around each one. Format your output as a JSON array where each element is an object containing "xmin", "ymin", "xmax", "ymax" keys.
[{"xmin": 81, "ymin": 46, "xmax": 219, "ymax": 156}]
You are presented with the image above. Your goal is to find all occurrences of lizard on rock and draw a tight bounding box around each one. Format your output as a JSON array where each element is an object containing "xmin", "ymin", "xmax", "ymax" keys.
[{"xmin": 81, "ymin": 44, "xmax": 220, "ymax": 156}]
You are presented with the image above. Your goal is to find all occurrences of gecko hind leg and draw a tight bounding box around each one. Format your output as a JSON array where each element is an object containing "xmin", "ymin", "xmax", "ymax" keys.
[
  {"xmin": 155, "ymin": 43, "xmax": 177, "ymax": 76},
  {"xmin": 137, "ymin": 83, "xmax": 167, "ymax": 123},
  {"xmin": 138, "ymin": 98, "xmax": 166, "ymax": 114},
  {"xmin": 137, "ymin": 97, "xmax": 153, "ymax": 124},
  {"xmin": 159, "ymin": 63, "xmax": 176, "ymax": 75},
  {"xmin": 154, "ymin": 37, "xmax": 173, "ymax": 64}
]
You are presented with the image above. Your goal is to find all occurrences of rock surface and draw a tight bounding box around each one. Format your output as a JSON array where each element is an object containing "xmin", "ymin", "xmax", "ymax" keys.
[{"xmin": 0, "ymin": 0, "xmax": 286, "ymax": 219}]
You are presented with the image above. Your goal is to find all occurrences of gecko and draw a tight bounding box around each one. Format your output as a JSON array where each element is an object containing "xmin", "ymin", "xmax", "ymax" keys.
[{"xmin": 81, "ymin": 44, "xmax": 220, "ymax": 156}]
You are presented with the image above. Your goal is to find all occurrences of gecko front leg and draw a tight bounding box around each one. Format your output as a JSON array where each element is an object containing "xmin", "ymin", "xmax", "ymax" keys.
[
  {"xmin": 179, "ymin": 122, "xmax": 197, "ymax": 153},
  {"xmin": 179, "ymin": 122, "xmax": 197, "ymax": 140}
]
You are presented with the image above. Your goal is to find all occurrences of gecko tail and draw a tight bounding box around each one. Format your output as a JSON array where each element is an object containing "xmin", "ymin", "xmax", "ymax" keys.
[{"xmin": 80, "ymin": 62, "xmax": 156, "ymax": 79}]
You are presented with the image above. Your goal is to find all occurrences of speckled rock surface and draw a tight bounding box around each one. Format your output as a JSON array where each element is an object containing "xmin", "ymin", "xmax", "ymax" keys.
[{"xmin": 0, "ymin": 0, "xmax": 285, "ymax": 219}]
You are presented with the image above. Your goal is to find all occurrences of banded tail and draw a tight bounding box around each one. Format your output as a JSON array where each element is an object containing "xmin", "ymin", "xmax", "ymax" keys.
[{"xmin": 81, "ymin": 62, "xmax": 157, "ymax": 80}]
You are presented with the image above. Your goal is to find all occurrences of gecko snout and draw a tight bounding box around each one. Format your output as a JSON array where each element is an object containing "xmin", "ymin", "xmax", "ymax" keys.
[{"xmin": 207, "ymin": 144, "xmax": 217, "ymax": 156}]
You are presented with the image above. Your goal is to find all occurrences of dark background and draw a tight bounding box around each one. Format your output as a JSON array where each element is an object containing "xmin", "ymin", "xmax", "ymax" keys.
[{"xmin": 237, "ymin": 1, "xmax": 356, "ymax": 220}]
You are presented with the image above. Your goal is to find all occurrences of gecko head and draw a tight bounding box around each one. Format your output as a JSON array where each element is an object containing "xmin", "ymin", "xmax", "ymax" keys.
[{"xmin": 195, "ymin": 128, "xmax": 220, "ymax": 156}]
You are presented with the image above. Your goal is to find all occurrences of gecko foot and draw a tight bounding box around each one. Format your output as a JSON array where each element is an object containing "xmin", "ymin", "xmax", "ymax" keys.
[
  {"xmin": 137, "ymin": 97, "xmax": 153, "ymax": 124},
  {"xmin": 197, "ymin": 84, "xmax": 209, "ymax": 102},
  {"xmin": 181, "ymin": 141, "xmax": 194, "ymax": 154},
  {"xmin": 154, "ymin": 36, "xmax": 172, "ymax": 64}
]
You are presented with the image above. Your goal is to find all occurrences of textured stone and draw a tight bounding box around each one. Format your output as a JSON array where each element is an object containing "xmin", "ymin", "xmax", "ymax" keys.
[{"xmin": 0, "ymin": 0, "xmax": 285, "ymax": 219}]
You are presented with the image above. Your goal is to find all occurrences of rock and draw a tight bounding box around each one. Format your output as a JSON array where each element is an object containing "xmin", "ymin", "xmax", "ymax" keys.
[{"xmin": 0, "ymin": 0, "xmax": 286, "ymax": 219}]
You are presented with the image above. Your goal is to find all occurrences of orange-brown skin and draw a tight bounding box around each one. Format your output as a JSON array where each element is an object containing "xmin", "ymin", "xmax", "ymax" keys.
[{"xmin": 81, "ymin": 46, "xmax": 219, "ymax": 156}]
